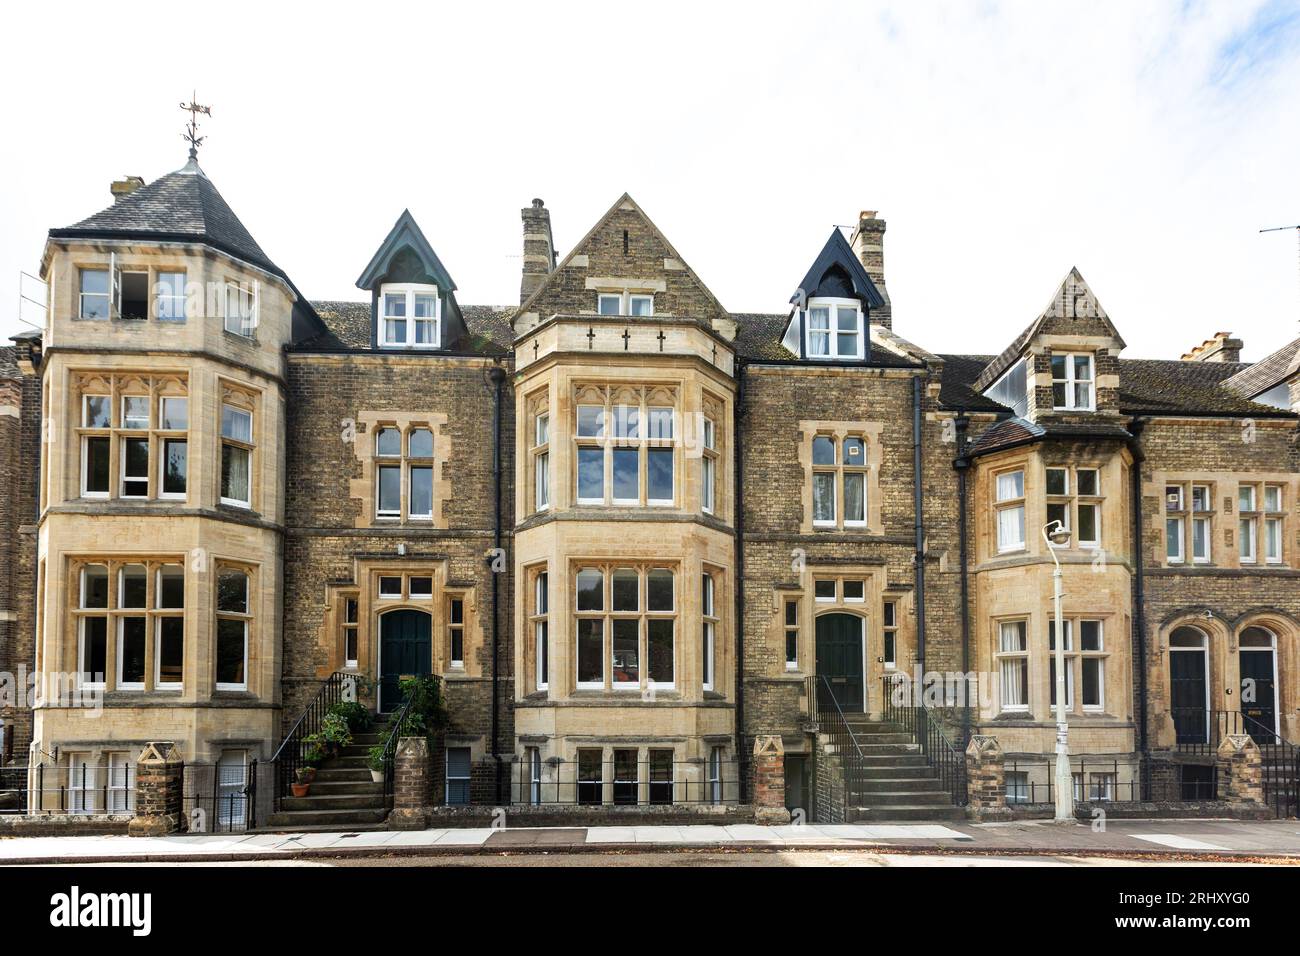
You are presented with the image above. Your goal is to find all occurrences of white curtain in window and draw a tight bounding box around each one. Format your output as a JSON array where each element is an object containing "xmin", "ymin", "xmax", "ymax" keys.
[{"xmin": 998, "ymin": 504, "xmax": 1024, "ymax": 548}]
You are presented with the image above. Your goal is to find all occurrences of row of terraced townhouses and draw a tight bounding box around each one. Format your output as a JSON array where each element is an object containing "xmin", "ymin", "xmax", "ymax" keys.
[{"xmin": 0, "ymin": 148, "xmax": 1297, "ymax": 828}]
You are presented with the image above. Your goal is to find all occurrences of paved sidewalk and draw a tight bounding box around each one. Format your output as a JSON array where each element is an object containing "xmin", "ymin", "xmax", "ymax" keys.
[{"xmin": 3, "ymin": 818, "xmax": 1299, "ymax": 864}]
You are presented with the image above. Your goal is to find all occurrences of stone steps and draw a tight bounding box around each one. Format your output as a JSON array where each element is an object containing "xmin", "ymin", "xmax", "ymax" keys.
[
  {"xmin": 265, "ymin": 807, "xmax": 388, "ymax": 828},
  {"xmin": 851, "ymin": 804, "xmax": 967, "ymax": 822}
]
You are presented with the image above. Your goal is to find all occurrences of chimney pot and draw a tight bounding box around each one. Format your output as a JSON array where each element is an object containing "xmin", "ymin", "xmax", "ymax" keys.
[
  {"xmin": 111, "ymin": 176, "xmax": 146, "ymax": 202},
  {"xmin": 1181, "ymin": 331, "xmax": 1243, "ymax": 363}
]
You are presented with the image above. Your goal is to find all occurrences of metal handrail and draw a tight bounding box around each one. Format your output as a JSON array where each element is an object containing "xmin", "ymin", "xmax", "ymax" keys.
[
  {"xmin": 880, "ymin": 674, "xmax": 968, "ymax": 806},
  {"xmin": 381, "ymin": 688, "xmax": 419, "ymax": 802},
  {"xmin": 271, "ymin": 671, "xmax": 352, "ymax": 808}
]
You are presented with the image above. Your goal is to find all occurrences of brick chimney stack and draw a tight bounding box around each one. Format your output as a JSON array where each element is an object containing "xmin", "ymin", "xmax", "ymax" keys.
[
  {"xmin": 1182, "ymin": 332, "xmax": 1243, "ymax": 363},
  {"xmin": 520, "ymin": 198, "xmax": 555, "ymax": 304},
  {"xmin": 111, "ymin": 176, "xmax": 146, "ymax": 203},
  {"xmin": 851, "ymin": 210, "xmax": 891, "ymax": 328}
]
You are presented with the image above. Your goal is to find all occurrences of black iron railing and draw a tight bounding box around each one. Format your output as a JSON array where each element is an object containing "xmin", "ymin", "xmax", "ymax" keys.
[
  {"xmin": 508, "ymin": 758, "xmax": 746, "ymax": 806},
  {"xmin": 3, "ymin": 762, "xmax": 135, "ymax": 815},
  {"xmin": 183, "ymin": 759, "xmax": 259, "ymax": 832},
  {"xmin": 1004, "ymin": 757, "xmax": 1142, "ymax": 805},
  {"xmin": 809, "ymin": 674, "xmax": 870, "ymax": 809},
  {"xmin": 1240, "ymin": 712, "xmax": 1299, "ymax": 819},
  {"xmin": 881, "ymin": 674, "xmax": 968, "ymax": 806},
  {"xmin": 271, "ymin": 671, "xmax": 354, "ymax": 809},
  {"xmin": 381, "ymin": 689, "xmax": 419, "ymax": 802},
  {"xmin": 1171, "ymin": 708, "xmax": 1238, "ymax": 754}
]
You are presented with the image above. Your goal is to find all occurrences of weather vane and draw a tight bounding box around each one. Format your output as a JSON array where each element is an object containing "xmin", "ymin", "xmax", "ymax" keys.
[{"xmin": 180, "ymin": 93, "xmax": 212, "ymax": 160}]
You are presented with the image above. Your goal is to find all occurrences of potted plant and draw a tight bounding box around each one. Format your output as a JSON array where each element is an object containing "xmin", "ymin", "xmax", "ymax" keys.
[
  {"xmin": 320, "ymin": 712, "xmax": 353, "ymax": 757},
  {"xmin": 367, "ymin": 746, "xmax": 386, "ymax": 783},
  {"xmin": 291, "ymin": 765, "xmax": 313, "ymax": 798}
]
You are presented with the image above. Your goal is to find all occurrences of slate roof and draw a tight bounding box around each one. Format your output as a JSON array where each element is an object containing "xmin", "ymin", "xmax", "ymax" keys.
[
  {"xmin": 940, "ymin": 352, "xmax": 1293, "ymax": 418},
  {"xmin": 938, "ymin": 354, "xmax": 1013, "ymax": 412},
  {"xmin": 0, "ymin": 346, "xmax": 21, "ymax": 381},
  {"xmin": 48, "ymin": 158, "xmax": 284, "ymax": 279},
  {"xmin": 966, "ymin": 416, "xmax": 1044, "ymax": 455},
  {"xmin": 1222, "ymin": 336, "xmax": 1300, "ymax": 400},
  {"xmin": 298, "ymin": 301, "xmax": 513, "ymax": 354}
]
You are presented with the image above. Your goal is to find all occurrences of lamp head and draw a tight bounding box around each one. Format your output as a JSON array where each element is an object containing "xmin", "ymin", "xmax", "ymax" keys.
[{"xmin": 1045, "ymin": 520, "xmax": 1071, "ymax": 547}]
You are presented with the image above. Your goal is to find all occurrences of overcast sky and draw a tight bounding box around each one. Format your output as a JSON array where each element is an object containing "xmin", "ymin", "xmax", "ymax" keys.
[{"xmin": 2, "ymin": 1, "xmax": 1299, "ymax": 360}]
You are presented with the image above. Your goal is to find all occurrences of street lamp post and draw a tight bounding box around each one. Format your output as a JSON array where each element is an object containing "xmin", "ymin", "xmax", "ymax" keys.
[{"xmin": 1042, "ymin": 519, "xmax": 1073, "ymax": 823}]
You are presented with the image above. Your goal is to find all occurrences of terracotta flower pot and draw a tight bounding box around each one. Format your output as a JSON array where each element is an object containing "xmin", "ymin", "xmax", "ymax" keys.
[{"xmin": 291, "ymin": 782, "xmax": 310, "ymax": 798}]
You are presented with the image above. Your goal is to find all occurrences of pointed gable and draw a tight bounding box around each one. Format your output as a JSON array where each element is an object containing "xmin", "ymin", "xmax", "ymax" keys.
[
  {"xmin": 513, "ymin": 193, "xmax": 727, "ymax": 331},
  {"xmin": 355, "ymin": 209, "xmax": 457, "ymax": 292},
  {"xmin": 355, "ymin": 210, "xmax": 465, "ymax": 349},
  {"xmin": 973, "ymin": 267, "xmax": 1124, "ymax": 393},
  {"xmin": 791, "ymin": 229, "xmax": 885, "ymax": 310}
]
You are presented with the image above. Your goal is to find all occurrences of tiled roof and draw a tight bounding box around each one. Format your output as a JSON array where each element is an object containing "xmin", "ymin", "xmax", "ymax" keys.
[
  {"xmin": 0, "ymin": 345, "xmax": 21, "ymax": 381},
  {"xmin": 48, "ymin": 158, "xmax": 283, "ymax": 279},
  {"xmin": 1117, "ymin": 359, "xmax": 1281, "ymax": 415},
  {"xmin": 937, "ymin": 354, "xmax": 1012, "ymax": 412},
  {"xmin": 940, "ymin": 352, "xmax": 1292, "ymax": 418},
  {"xmin": 299, "ymin": 301, "xmax": 514, "ymax": 354},
  {"xmin": 1222, "ymin": 336, "xmax": 1300, "ymax": 400},
  {"xmin": 730, "ymin": 312, "xmax": 918, "ymax": 366},
  {"xmin": 966, "ymin": 416, "xmax": 1043, "ymax": 455}
]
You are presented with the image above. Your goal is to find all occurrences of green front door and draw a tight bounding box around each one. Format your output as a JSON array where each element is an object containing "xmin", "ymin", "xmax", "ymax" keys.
[
  {"xmin": 379, "ymin": 609, "xmax": 432, "ymax": 712},
  {"xmin": 815, "ymin": 613, "xmax": 865, "ymax": 713}
]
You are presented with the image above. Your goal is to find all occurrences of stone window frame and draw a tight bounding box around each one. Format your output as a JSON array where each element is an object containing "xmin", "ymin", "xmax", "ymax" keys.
[
  {"xmin": 446, "ymin": 591, "xmax": 466, "ymax": 669},
  {"xmin": 783, "ymin": 596, "xmax": 800, "ymax": 671},
  {"xmin": 573, "ymin": 561, "xmax": 678, "ymax": 693},
  {"xmin": 527, "ymin": 565, "xmax": 550, "ymax": 693},
  {"xmin": 994, "ymin": 617, "xmax": 1030, "ymax": 713},
  {"xmin": 1236, "ymin": 481, "xmax": 1287, "ymax": 566},
  {"xmin": 348, "ymin": 411, "xmax": 452, "ymax": 529},
  {"xmin": 319, "ymin": 560, "xmax": 478, "ymax": 681},
  {"xmin": 73, "ymin": 260, "xmax": 189, "ymax": 324},
  {"xmin": 340, "ymin": 591, "xmax": 360, "ymax": 669},
  {"xmin": 701, "ymin": 567, "xmax": 720, "ymax": 692},
  {"xmin": 595, "ymin": 291, "xmax": 654, "ymax": 317},
  {"xmin": 573, "ymin": 383, "xmax": 679, "ymax": 509},
  {"xmin": 1050, "ymin": 351, "xmax": 1095, "ymax": 411},
  {"xmin": 70, "ymin": 556, "xmax": 186, "ymax": 694},
  {"xmin": 528, "ymin": 390, "xmax": 551, "ymax": 515},
  {"xmin": 214, "ymin": 561, "xmax": 256, "ymax": 693},
  {"xmin": 1046, "ymin": 617, "xmax": 1109, "ymax": 715},
  {"xmin": 797, "ymin": 420, "xmax": 883, "ymax": 534},
  {"xmin": 372, "ymin": 424, "xmax": 436, "ymax": 521},
  {"xmin": 993, "ymin": 465, "xmax": 1027, "ymax": 554},
  {"xmin": 72, "ymin": 371, "xmax": 189, "ymax": 503},
  {"xmin": 1045, "ymin": 463, "xmax": 1103, "ymax": 551},
  {"xmin": 218, "ymin": 379, "xmax": 260, "ymax": 510},
  {"xmin": 781, "ymin": 569, "xmax": 888, "ymax": 677}
]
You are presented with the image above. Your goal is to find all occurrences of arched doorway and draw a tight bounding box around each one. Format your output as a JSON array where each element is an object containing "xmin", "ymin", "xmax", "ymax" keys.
[
  {"xmin": 379, "ymin": 609, "xmax": 432, "ymax": 712},
  {"xmin": 815, "ymin": 613, "xmax": 865, "ymax": 713},
  {"xmin": 1239, "ymin": 625, "xmax": 1279, "ymax": 741},
  {"xmin": 1169, "ymin": 626, "xmax": 1209, "ymax": 744}
]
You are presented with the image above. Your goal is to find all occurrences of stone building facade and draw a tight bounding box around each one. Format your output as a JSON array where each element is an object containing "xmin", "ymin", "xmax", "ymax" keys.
[{"xmin": 1, "ymin": 150, "xmax": 1297, "ymax": 819}]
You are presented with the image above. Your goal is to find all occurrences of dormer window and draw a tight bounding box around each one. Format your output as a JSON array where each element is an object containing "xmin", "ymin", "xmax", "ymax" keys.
[
  {"xmin": 807, "ymin": 298, "xmax": 863, "ymax": 360},
  {"xmin": 1051, "ymin": 353, "xmax": 1095, "ymax": 411},
  {"xmin": 596, "ymin": 293, "xmax": 653, "ymax": 317},
  {"xmin": 379, "ymin": 283, "xmax": 440, "ymax": 348}
]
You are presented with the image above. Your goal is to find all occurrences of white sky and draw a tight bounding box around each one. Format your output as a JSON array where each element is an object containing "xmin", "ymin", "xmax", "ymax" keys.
[{"xmin": 2, "ymin": 0, "xmax": 1299, "ymax": 360}]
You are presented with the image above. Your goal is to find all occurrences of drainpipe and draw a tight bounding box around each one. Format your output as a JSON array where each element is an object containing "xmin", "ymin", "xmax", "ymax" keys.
[
  {"xmin": 487, "ymin": 363, "xmax": 507, "ymax": 804},
  {"xmin": 953, "ymin": 413, "xmax": 971, "ymax": 741},
  {"xmin": 912, "ymin": 375, "xmax": 927, "ymax": 676},
  {"xmin": 1127, "ymin": 417, "xmax": 1150, "ymax": 798},
  {"xmin": 733, "ymin": 359, "xmax": 747, "ymax": 801}
]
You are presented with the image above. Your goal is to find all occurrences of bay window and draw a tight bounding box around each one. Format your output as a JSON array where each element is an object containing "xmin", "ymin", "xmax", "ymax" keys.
[
  {"xmin": 220, "ymin": 403, "xmax": 254, "ymax": 508},
  {"xmin": 995, "ymin": 470, "xmax": 1026, "ymax": 552},
  {"xmin": 215, "ymin": 568, "xmax": 250, "ymax": 691},
  {"xmin": 574, "ymin": 565, "xmax": 676, "ymax": 691},
  {"xmin": 573, "ymin": 392, "xmax": 677, "ymax": 508}
]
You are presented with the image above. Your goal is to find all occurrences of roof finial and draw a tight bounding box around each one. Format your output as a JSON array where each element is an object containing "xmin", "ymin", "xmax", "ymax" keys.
[{"xmin": 180, "ymin": 92, "xmax": 212, "ymax": 160}]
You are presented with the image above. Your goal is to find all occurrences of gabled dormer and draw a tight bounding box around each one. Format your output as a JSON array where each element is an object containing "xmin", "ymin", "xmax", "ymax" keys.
[
  {"xmin": 780, "ymin": 229, "xmax": 885, "ymax": 361},
  {"xmin": 975, "ymin": 267, "xmax": 1125, "ymax": 421},
  {"xmin": 356, "ymin": 210, "xmax": 465, "ymax": 350}
]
